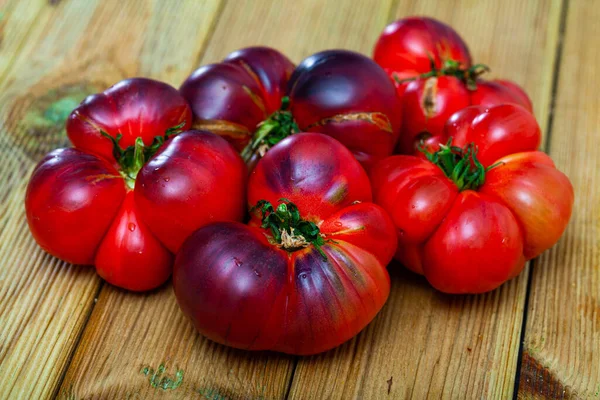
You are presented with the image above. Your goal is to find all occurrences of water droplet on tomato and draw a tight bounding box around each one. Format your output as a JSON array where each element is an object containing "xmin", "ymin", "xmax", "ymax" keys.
[
  {"xmin": 164, "ymin": 177, "xmax": 170, "ymax": 182},
  {"xmin": 299, "ymin": 271, "xmax": 310, "ymax": 279},
  {"xmin": 398, "ymin": 229, "xmax": 405, "ymax": 237},
  {"xmin": 334, "ymin": 222, "xmax": 343, "ymax": 227},
  {"xmin": 128, "ymin": 223, "xmax": 136, "ymax": 232},
  {"xmin": 502, "ymin": 238, "xmax": 507, "ymax": 244},
  {"xmin": 233, "ymin": 257, "xmax": 243, "ymax": 267},
  {"xmin": 154, "ymin": 167, "xmax": 160, "ymax": 171},
  {"xmin": 253, "ymin": 268, "xmax": 262, "ymax": 278}
]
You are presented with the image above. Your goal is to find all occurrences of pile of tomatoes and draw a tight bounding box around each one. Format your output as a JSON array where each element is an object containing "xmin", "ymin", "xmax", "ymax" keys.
[{"xmin": 25, "ymin": 17, "xmax": 573, "ymax": 355}]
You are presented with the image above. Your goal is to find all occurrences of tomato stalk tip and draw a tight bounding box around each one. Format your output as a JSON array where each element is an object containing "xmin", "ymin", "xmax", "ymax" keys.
[
  {"xmin": 240, "ymin": 96, "xmax": 299, "ymax": 163},
  {"xmin": 252, "ymin": 199, "xmax": 327, "ymax": 259},
  {"xmin": 421, "ymin": 139, "xmax": 497, "ymax": 191}
]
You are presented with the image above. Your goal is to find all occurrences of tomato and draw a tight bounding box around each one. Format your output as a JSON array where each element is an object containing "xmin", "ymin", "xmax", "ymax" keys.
[
  {"xmin": 26, "ymin": 78, "xmax": 247, "ymax": 291},
  {"xmin": 173, "ymin": 133, "xmax": 396, "ymax": 354},
  {"xmin": 373, "ymin": 17, "xmax": 533, "ymax": 154},
  {"xmin": 370, "ymin": 105, "xmax": 573, "ymax": 293},
  {"xmin": 180, "ymin": 47, "xmax": 401, "ymax": 171},
  {"xmin": 373, "ymin": 16, "xmax": 472, "ymax": 81}
]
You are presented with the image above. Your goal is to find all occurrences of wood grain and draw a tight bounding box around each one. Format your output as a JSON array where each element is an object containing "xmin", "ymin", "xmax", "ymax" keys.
[
  {"xmin": 59, "ymin": 0, "xmax": 394, "ymax": 399},
  {"xmin": 287, "ymin": 1, "xmax": 564, "ymax": 399},
  {"xmin": 0, "ymin": 1, "xmax": 222, "ymax": 398},
  {"xmin": 518, "ymin": 1, "xmax": 600, "ymax": 398}
]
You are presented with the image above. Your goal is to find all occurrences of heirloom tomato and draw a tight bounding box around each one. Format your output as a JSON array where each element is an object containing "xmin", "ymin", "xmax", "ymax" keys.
[
  {"xmin": 373, "ymin": 16, "xmax": 472, "ymax": 81},
  {"xmin": 174, "ymin": 133, "xmax": 396, "ymax": 355},
  {"xmin": 370, "ymin": 105, "xmax": 573, "ymax": 294},
  {"xmin": 180, "ymin": 47, "xmax": 401, "ymax": 170},
  {"xmin": 373, "ymin": 16, "xmax": 533, "ymax": 154},
  {"xmin": 25, "ymin": 78, "xmax": 246, "ymax": 291}
]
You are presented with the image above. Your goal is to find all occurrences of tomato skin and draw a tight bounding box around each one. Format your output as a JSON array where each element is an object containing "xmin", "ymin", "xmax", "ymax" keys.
[
  {"xmin": 288, "ymin": 50, "xmax": 401, "ymax": 170},
  {"xmin": 67, "ymin": 78, "xmax": 192, "ymax": 162},
  {"xmin": 224, "ymin": 46, "xmax": 296, "ymax": 113},
  {"xmin": 135, "ymin": 131, "xmax": 247, "ymax": 253},
  {"xmin": 395, "ymin": 80, "xmax": 534, "ymax": 155},
  {"xmin": 397, "ymin": 76, "xmax": 470, "ymax": 154},
  {"xmin": 248, "ymin": 133, "xmax": 372, "ymax": 219},
  {"xmin": 480, "ymin": 151, "xmax": 574, "ymax": 259},
  {"xmin": 180, "ymin": 62, "xmax": 269, "ymax": 151},
  {"xmin": 470, "ymin": 79, "xmax": 534, "ymax": 112},
  {"xmin": 26, "ymin": 78, "xmax": 247, "ymax": 292},
  {"xmin": 180, "ymin": 48, "xmax": 401, "ymax": 170},
  {"xmin": 449, "ymin": 104, "xmax": 541, "ymax": 166},
  {"xmin": 370, "ymin": 108, "xmax": 573, "ymax": 294},
  {"xmin": 174, "ymin": 133, "xmax": 395, "ymax": 355},
  {"xmin": 373, "ymin": 16, "xmax": 472, "ymax": 82},
  {"xmin": 25, "ymin": 148, "xmax": 126, "ymax": 265},
  {"xmin": 422, "ymin": 191, "xmax": 524, "ymax": 293},
  {"xmin": 95, "ymin": 191, "xmax": 172, "ymax": 291}
]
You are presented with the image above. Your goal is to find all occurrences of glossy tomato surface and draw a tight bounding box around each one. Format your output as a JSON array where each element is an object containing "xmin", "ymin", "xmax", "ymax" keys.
[
  {"xmin": 394, "ymin": 75, "xmax": 534, "ymax": 154},
  {"xmin": 372, "ymin": 17, "xmax": 534, "ymax": 154},
  {"xmin": 180, "ymin": 47, "xmax": 295, "ymax": 151},
  {"xmin": 373, "ymin": 16, "xmax": 472, "ymax": 81},
  {"xmin": 370, "ymin": 106, "xmax": 573, "ymax": 294},
  {"xmin": 174, "ymin": 133, "xmax": 396, "ymax": 355},
  {"xmin": 26, "ymin": 78, "xmax": 247, "ymax": 291},
  {"xmin": 180, "ymin": 47, "xmax": 401, "ymax": 171}
]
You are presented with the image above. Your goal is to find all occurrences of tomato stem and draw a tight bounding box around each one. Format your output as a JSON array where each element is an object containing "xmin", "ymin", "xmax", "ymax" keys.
[
  {"xmin": 252, "ymin": 199, "xmax": 327, "ymax": 259},
  {"xmin": 395, "ymin": 59, "xmax": 490, "ymax": 91},
  {"xmin": 240, "ymin": 97, "xmax": 299, "ymax": 163},
  {"xmin": 420, "ymin": 139, "xmax": 495, "ymax": 191},
  {"xmin": 100, "ymin": 122, "xmax": 185, "ymax": 189}
]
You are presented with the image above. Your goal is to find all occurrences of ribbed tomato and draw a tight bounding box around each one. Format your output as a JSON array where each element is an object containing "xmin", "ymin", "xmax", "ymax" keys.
[
  {"xmin": 370, "ymin": 105, "xmax": 573, "ymax": 293},
  {"xmin": 25, "ymin": 78, "xmax": 247, "ymax": 291},
  {"xmin": 174, "ymin": 133, "xmax": 396, "ymax": 354},
  {"xmin": 373, "ymin": 16, "xmax": 472, "ymax": 81},
  {"xmin": 180, "ymin": 47, "xmax": 401, "ymax": 171},
  {"xmin": 373, "ymin": 16, "xmax": 533, "ymax": 154}
]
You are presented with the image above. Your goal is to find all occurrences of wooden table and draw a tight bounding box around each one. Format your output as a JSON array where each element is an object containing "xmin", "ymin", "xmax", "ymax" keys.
[{"xmin": 0, "ymin": 0, "xmax": 597, "ymax": 398}]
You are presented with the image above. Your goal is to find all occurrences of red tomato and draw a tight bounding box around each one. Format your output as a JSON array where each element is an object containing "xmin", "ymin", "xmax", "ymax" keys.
[
  {"xmin": 373, "ymin": 16, "xmax": 472, "ymax": 81},
  {"xmin": 370, "ymin": 105, "xmax": 573, "ymax": 293},
  {"xmin": 26, "ymin": 78, "xmax": 247, "ymax": 291},
  {"xmin": 180, "ymin": 47, "xmax": 401, "ymax": 171},
  {"xmin": 173, "ymin": 133, "xmax": 396, "ymax": 354},
  {"xmin": 373, "ymin": 17, "xmax": 533, "ymax": 154}
]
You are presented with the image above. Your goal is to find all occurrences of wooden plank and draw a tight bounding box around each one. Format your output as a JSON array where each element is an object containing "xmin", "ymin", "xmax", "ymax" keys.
[
  {"xmin": 58, "ymin": 0, "xmax": 395, "ymax": 399},
  {"xmin": 0, "ymin": 1, "xmax": 223, "ymax": 399},
  {"xmin": 287, "ymin": 1, "xmax": 564, "ymax": 399},
  {"xmin": 518, "ymin": 1, "xmax": 600, "ymax": 398},
  {"xmin": 0, "ymin": 0, "xmax": 47, "ymax": 80}
]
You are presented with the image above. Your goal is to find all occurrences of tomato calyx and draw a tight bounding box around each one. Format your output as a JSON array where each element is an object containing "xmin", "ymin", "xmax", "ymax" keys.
[
  {"xmin": 396, "ymin": 58, "xmax": 490, "ymax": 90},
  {"xmin": 421, "ymin": 139, "xmax": 499, "ymax": 191},
  {"xmin": 252, "ymin": 198, "xmax": 328, "ymax": 259},
  {"xmin": 240, "ymin": 97, "xmax": 300, "ymax": 163},
  {"xmin": 100, "ymin": 122, "xmax": 185, "ymax": 189}
]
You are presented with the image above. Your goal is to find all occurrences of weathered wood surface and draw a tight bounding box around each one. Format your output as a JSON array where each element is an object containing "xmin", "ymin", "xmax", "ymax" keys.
[
  {"xmin": 0, "ymin": 0, "xmax": 223, "ymax": 398},
  {"xmin": 517, "ymin": 1, "xmax": 600, "ymax": 398},
  {"xmin": 0, "ymin": 0, "xmax": 595, "ymax": 399}
]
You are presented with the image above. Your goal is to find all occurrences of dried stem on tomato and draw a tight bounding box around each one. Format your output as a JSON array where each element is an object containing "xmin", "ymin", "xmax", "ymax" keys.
[
  {"xmin": 252, "ymin": 198, "xmax": 327, "ymax": 259},
  {"xmin": 240, "ymin": 97, "xmax": 300, "ymax": 162}
]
